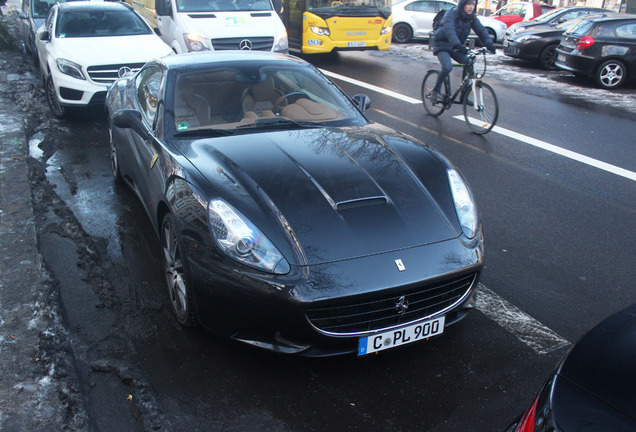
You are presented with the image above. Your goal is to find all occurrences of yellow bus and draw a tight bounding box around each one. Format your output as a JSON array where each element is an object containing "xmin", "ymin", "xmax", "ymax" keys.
[{"xmin": 280, "ymin": 0, "xmax": 392, "ymax": 54}]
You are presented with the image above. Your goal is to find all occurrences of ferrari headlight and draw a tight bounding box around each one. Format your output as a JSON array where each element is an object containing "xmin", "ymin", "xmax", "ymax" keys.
[
  {"xmin": 447, "ymin": 169, "xmax": 478, "ymax": 239},
  {"xmin": 56, "ymin": 58, "xmax": 85, "ymax": 80},
  {"xmin": 208, "ymin": 199, "xmax": 290, "ymax": 274}
]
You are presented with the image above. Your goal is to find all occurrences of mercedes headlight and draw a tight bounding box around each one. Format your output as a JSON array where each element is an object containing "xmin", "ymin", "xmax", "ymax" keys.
[
  {"xmin": 184, "ymin": 33, "xmax": 209, "ymax": 52},
  {"xmin": 447, "ymin": 169, "xmax": 478, "ymax": 239},
  {"xmin": 273, "ymin": 30, "xmax": 289, "ymax": 52},
  {"xmin": 56, "ymin": 59, "xmax": 85, "ymax": 80},
  {"xmin": 208, "ymin": 199, "xmax": 290, "ymax": 274}
]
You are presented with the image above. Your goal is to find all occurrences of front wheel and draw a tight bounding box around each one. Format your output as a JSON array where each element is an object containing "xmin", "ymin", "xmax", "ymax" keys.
[
  {"xmin": 421, "ymin": 70, "xmax": 449, "ymax": 117},
  {"xmin": 161, "ymin": 213, "xmax": 198, "ymax": 327},
  {"xmin": 45, "ymin": 76, "xmax": 67, "ymax": 119},
  {"xmin": 463, "ymin": 81, "xmax": 498, "ymax": 135}
]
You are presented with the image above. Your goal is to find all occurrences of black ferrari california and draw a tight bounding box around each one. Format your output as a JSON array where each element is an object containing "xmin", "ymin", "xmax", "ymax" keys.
[{"xmin": 106, "ymin": 51, "xmax": 484, "ymax": 356}]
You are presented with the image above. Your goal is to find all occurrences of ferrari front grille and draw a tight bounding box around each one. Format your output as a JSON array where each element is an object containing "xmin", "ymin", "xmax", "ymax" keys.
[{"xmin": 306, "ymin": 273, "xmax": 477, "ymax": 336}]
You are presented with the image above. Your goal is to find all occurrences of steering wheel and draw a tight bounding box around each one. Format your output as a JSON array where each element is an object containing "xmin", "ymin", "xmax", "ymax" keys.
[{"xmin": 273, "ymin": 91, "xmax": 309, "ymax": 114}]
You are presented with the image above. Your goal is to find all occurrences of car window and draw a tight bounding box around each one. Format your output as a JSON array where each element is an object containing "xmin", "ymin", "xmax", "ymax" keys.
[
  {"xmin": 406, "ymin": 1, "xmax": 435, "ymax": 13},
  {"xmin": 615, "ymin": 22, "xmax": 636, "ymax": 40},
  {"xmin": 172, "ymin": 64, "xmax": 367, "ymax": 134},
  {"xmin": 565, "ymin": 18, "xmax": 594, "ymax": 35},
  {"xmin": 136, "ymin": 67, "xmax": 164, "ymax": 127},
  {"xmin": 533, "ymin": 7, "xmax": 562, "ymax": 22},
  {"xmin": 56, "ymin": 8, "xmax": 152, "ymax": 38},
  {"xmin": 436, "ymin": 1, "xmax": 454, "ymax": 11}
]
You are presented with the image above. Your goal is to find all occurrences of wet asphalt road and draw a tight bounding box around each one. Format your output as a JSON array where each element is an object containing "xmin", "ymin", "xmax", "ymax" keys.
[{"xmin": 22, "ymin": 48, "xmax": 635, "ymax": 431}]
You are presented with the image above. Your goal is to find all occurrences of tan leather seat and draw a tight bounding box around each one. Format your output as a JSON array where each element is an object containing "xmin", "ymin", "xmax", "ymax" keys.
[{"xmin": 241, "ymin": 76, "xmax": 279, "ymax": 118}]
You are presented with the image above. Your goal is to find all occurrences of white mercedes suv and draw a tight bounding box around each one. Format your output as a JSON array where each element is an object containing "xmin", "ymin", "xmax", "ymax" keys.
[{"xmin": 35, "ymin": 1, "xmax": 173, "ymax": 117}]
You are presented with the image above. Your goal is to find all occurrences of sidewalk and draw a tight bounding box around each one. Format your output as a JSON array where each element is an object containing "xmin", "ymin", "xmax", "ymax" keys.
[{"xmin": 0, "ymin": 7, "xmax": 87, "ymax": 430}]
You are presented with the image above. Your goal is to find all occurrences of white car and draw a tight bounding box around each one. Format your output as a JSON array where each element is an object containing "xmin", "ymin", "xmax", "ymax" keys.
[
  {"xmin": 391, "ymin": 0, "xmax": 507, "ymax": 43},
  {"xmin": 35, "ymin": 1, "xmax": 173, "ymax": 117}
]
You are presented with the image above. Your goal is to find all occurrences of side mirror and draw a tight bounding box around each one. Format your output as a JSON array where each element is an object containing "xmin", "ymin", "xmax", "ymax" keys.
[
  {"xmin": 153, "ymin": 27, "xmax": 162, "ymax": 36},
  {"xmin": 352, "ymin": 94, "xmax": 371, "ymax": 113},
  {"xmin": 111, "ymin": 110, "xmax": 151, "ymax": 141},
  {"xmin": 38, "ymin": 30, "xmax": 50, "ymax": 41},
  {"xmin": 155, "ymin": 0, "xmax": 171, "ymax": 16}
]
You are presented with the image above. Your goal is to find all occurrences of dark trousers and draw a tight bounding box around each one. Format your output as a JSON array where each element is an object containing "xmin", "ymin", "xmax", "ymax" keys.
[{"xmin": 433, "ymin": 50, "xmax": 469, "ymax": 93}]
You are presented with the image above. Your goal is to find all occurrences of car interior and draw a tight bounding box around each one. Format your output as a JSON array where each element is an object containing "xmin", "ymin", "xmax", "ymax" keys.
[{"xmin": 173, "ymin": 68, "xmax": 347, "ymax": 131}]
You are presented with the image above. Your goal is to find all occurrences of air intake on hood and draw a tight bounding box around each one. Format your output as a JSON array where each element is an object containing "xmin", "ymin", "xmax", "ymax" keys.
[{"xmin": 336, "ymin": 196, "xmax": 388, "ymax": 211}]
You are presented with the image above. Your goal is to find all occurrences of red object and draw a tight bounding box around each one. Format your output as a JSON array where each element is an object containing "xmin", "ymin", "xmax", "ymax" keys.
[
  {"xmin": 576, "ymin": 35, "xmax": 596, "ymax": 50},
  {"xmin": 514, "ymin": 394, "xmax": 539, "ymax": 432}
]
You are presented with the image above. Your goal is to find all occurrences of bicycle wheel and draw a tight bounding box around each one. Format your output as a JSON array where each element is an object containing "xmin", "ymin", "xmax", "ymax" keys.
[
  {"xmin": 463, "ymin": 81, "xmax": 498, "ymax": 134},
  {"xmin": 421, "ymin": 70, "xmax": 449, "ymax": 117}
]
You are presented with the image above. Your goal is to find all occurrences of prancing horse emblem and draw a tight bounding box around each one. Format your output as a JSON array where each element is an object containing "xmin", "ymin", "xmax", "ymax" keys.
[
  {"xmin": 395, "ymin": 296, "xmax": 409, "ymax": 315},
  {"xmin": 239, "ymin": 39, "xmax": 252, "ymax": 50},
  {"xmin": 395, "ymin": 259, "xmax": 405, "ymax": 271}
]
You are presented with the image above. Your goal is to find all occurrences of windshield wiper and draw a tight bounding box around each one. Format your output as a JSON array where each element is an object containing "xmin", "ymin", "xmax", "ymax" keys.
[
  {"xmin": 174, "ymin": 128, "xmax": 235, "ymax": 137},
  {"xmin": 236, "ymin": 117, "xmax": 324, "ymax": 130}
]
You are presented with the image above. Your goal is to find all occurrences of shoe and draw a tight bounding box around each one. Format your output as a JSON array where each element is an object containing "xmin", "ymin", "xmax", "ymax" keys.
[{"xmin": 428, "ymin": 90, "xmax": 444, "ymax": 105}]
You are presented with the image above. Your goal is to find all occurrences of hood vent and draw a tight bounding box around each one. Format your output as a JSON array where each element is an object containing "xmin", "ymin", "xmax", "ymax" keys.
[{"xmin": 336, "ymin": 196, "xmax": 388, "ymax": 211}]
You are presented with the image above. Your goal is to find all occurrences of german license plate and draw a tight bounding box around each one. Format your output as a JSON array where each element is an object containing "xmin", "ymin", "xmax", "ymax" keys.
[
  {"xmin": 358, "ymin": 316, "xmax": 445, "ymax": 355},
  {"xmin": 348, "ymin": 41, "xmax": 366, "ymax": 47}
]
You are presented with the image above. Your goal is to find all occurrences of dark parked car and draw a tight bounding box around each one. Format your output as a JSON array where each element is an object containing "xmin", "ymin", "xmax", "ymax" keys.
[
  {"xmin": 503, "ymin": 17, "xmax": 615, "ymax": 70},
  {"xmin": 18, "ymin": 0, "xmax": 74, "ymax": 65},
  {"xmin": 505, "ymin": 6, "xmax": 611, "ymax": 38},
  {"xmin": 106, "ymin": 51, "xmax": 484, "ymax": 357},
  {"xmin": 506, "ymin": 303, "xmax": 636, "ymax": 432},
  {"xmin": 555, "ymin": 13, "xmax": 636, "ymax": 89}
]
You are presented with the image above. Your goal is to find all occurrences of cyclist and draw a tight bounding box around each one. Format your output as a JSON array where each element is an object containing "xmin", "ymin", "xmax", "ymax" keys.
[{"xmin": 429, "ymin": 0, "xmax": 496, "ymax": 104}]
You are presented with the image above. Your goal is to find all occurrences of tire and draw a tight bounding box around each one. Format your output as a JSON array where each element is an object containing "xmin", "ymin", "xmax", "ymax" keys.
[
  {"xmin": 421, "ymin": 70, "xmax": 449, "ymax": 117},
  {"xmin": 463, "ymin": 81, "xmax": 498, "ymax": 135},
  {"xmin": 393, "ymin": 23, "xmax": 413, "ymax": 44},
  {"xmin": 108, "ymin": 126, "xmax": 123, "ymax": 184},
  {"xmin": 595, "ymin": 59, "xmax": 626, "ymax": 90},
  {"xmin": 487, "ymin": 28, "xmax": 497, "ymax": 44},
  {"xmin": 45, "ymin": 76, "xmax": 67, "ymax": 118},
  {"xmin": 539, "ymin": 44, "xmax": 558, "ymax": 70},
  {"xmin": 161, "ymin": 213, "xmax": 198, "ymax": 327}
]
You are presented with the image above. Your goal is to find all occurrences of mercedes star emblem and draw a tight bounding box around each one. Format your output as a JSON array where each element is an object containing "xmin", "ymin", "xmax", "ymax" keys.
[{"xmin": 239, "ymin": 39, "xmax": 252, "ymax": 50}]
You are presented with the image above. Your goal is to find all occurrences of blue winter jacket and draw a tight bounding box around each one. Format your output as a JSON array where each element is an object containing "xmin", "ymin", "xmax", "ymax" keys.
[{"xmin": 432, "ymin": 0, "xmax": 493, "ymax": 55}]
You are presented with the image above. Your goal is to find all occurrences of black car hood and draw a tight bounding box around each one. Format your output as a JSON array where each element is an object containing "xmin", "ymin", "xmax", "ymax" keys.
[
  {"xmin": 557, "ymin": 303, "xmax": 636, "ymax": 422},
  {"xmin": 179, "ymin": 125, "xmax": 461, "ymax": 265}
]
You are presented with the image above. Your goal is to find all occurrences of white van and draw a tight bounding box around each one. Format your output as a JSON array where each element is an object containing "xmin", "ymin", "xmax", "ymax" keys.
[{"xmin": 146, "ymin": 0, "xmax": 288, "ymax": 54}]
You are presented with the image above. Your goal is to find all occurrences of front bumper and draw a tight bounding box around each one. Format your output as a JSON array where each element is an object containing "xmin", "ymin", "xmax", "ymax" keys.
[
  {"xmin": 49, "ymin": 67, "xmax": 109, "ymax": 107},
  {"xmin": 186, "ymin": 232, "xmax": 484, "ymax": 356}
]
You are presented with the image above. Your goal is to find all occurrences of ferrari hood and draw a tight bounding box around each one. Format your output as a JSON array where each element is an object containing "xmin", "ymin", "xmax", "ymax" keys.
[{"xmin": 184, "ymin": 126, "xmax": 462, "ymax": 265}]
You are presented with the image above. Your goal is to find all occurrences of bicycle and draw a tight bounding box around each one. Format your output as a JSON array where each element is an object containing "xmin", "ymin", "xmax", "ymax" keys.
[{"xmin": 422, "ymin": 48, "xmax": 499, "ymax": 135}]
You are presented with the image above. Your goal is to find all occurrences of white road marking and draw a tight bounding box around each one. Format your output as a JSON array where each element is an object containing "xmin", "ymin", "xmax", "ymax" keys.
[
  {"xmin": 321, "ymin": 69, "xmax": 635, "ymax": 182},
  {"xmin": 457, "ymin": 116, "xmax": 636, "ymax": 182},
  {"xmin": 476, "ymin": 284, "xmax": 570, "ymax": 355},
  {"xmin": 320, "ymin": 69, "xmax": 421, "ymax": 104}
]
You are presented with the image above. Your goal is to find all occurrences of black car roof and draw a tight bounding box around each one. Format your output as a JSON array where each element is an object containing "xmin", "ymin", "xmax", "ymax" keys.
[
  {"xmin": 584, "ymin": 12, "xmax": 636, "ymax": 22},
  {"xmin": 156, "ymin": 51, "xmax": 308, "ymax": 71}
]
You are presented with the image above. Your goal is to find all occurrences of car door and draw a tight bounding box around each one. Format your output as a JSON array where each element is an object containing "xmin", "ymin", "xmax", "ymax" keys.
[
  {"xmin": 35, "ymin": 6, "xmax": 57, "ymax": 79},
  {"xmin": 407, "ymin": 0, "xmax": 437, "ymax": 37},
  {"xmin": 127, "ymin": 66, "xmax": 169, "ymax": 213},
  {"xmin": 494, "ymin": 3, "xmax": 524, "ymax": 28}
]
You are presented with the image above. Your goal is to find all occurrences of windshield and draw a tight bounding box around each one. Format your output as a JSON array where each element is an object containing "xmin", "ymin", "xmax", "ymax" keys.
[
  {"xmin": 172, "ymin": 63, "xmax": 367, "ymax": 135},
  {"xmin": 56, "ymin": 8, "xmax": 152, "ymax": 37},
  {"xmin": 533, "ymin": 7, "xmax": 563, "ymax": 23},
  {"xmin": 306, "ymin": 0, "xmax": 391, "ymax": 18},
  {"xmin": 175, "ymin": 0, "xmax": 274, "ymax": 13}
]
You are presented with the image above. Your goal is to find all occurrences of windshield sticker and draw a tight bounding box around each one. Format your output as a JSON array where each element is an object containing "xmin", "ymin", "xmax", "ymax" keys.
[{"xmin": 177, "ymin": 122, "xmax": 189, "ymax": 131}]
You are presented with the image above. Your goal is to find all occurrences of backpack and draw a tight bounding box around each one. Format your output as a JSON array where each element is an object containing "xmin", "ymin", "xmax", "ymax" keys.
[{"xmin": 432, "ymin": 9, "xmax": 447, "ymax": 31}]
